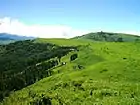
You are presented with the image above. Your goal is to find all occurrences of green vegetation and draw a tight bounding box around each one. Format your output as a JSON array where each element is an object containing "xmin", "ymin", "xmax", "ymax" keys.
[
  {"xmin": 0, "ymin": 40, "xmax": 77, "ymax": 101},
  {"xmin": 1, "ymin": 33, "xmax": 140, "ymax": 105},
  {"xmin": 74, "ymin": 31, "xmax": 140, "ymax": 42},
  {"xmin": 35, "ymin": 38, "xmax": 89, "ymax": 46}
]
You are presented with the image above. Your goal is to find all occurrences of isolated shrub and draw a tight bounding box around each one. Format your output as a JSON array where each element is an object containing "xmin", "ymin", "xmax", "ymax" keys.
[
  {"xmin": 117, "ymin": 37, "xmax": 123, "ymax": 42},
  {"xmin": 123, "ymin": 58, "xmax": 127, "ymax": 60},
  {"xmin": 72, "ymin": 80, "xmax": 84, "ymax": 90},
  {"xmin": 100, "ymin": 69, "xmax": 108, "ymax": 73},
  {"xmin": 70, "ymin": 54, "xmax": 78, "ymax": 61},
  {"xmin": 77, "ymin": 65, "xmax": 84, "ymax": 69}
]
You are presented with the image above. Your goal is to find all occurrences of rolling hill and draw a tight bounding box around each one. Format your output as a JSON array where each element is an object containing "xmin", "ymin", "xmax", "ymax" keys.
[
  {"xmin": 73, "ymin": 32, "xmax": 140, "ymax": 42},
  {"xmin": 1, "ymin": 37, "xmax": 140, "ymax": 105}
]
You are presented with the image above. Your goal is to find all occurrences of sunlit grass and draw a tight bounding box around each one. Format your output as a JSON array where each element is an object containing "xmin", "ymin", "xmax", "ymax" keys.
[{"xmin": 1, "ymin": 39, "xmax": 140, "ymax": 105}]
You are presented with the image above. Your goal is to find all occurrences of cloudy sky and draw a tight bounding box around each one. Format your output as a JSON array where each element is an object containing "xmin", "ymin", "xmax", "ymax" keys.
[{"xmin": 0, "ymin": 0, "xmax": 140, "ymax": 38}]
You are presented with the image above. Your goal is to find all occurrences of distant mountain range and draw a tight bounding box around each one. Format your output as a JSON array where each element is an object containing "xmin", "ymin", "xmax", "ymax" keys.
[
  {"xmin": 73, "ymin": 32, "xmax": 140, "ymax": 42},
  {"xmin": 1, "ymin": 32, "xmax": 140, "ymax": 45},
  {"xmin": 0, "ymin": 33, "xmax": 34, "ymax": 44}
]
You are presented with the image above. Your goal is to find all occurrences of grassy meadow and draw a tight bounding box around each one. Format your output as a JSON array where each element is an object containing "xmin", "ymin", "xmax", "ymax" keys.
[{"xmin": 1, "ymin": 38, "xmax": 140, "ymax": 105}]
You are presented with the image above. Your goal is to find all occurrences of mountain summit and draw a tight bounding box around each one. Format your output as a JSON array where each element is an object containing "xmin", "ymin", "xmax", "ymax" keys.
[{"xmin": 74, "ymin": 32, "xmax": 140, "ymax": 42}]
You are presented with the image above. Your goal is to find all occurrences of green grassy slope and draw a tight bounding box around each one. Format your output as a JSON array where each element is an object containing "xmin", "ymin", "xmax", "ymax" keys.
[
  {"xmin": 1, "ymin": 38, "xmax": 140, "ymax": 105},
  {"xmin": 34, "ymin": 38, "xmax": 90, "ymax": 46},
  {"xmin": 73, "ymin": 32, "xmax": 140, "ymax": 42}
]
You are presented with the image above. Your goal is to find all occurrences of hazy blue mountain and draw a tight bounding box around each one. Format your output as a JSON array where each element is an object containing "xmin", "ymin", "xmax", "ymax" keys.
[
  {"xmin": 0, "ymin": 33, "xmax": 35, "ymax": 44},
  {"xmin": 0, "ymin": 33, "xmax": 34, "ymax": 40}
]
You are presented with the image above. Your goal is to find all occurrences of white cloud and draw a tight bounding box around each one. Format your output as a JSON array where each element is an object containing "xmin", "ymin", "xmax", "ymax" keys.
[
  {"xmin": 0, "ymin": 17, "xmax": 89, "ymax": 38},
  {"xmin": 0, "ymin": 17, "xmax": 140, "ymax": 38}
]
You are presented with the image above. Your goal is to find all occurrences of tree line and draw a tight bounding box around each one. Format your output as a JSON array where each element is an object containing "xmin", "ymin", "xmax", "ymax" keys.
[{"xmin": 0, "ymin": 40, "xmax": 78, "ymax": 101}]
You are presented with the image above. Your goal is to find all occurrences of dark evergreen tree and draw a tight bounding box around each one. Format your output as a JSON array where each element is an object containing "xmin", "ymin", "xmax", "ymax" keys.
[
  {"xmin": 117, "ymin": 37, "xmax": 123, "ymax": 42},
  {"xmin": 70, "ymin": 54, "xmax": 78, "ymax": 61}
]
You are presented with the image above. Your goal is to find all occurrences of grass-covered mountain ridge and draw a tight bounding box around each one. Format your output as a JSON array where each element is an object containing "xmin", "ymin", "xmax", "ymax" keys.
[
  {"xmin": 74, "ymin": 31, "xmax": 140, "ymax": 42},
  {"xmin": 1, "ymin": 32, "xmax": 140, "ymax": 105}
]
